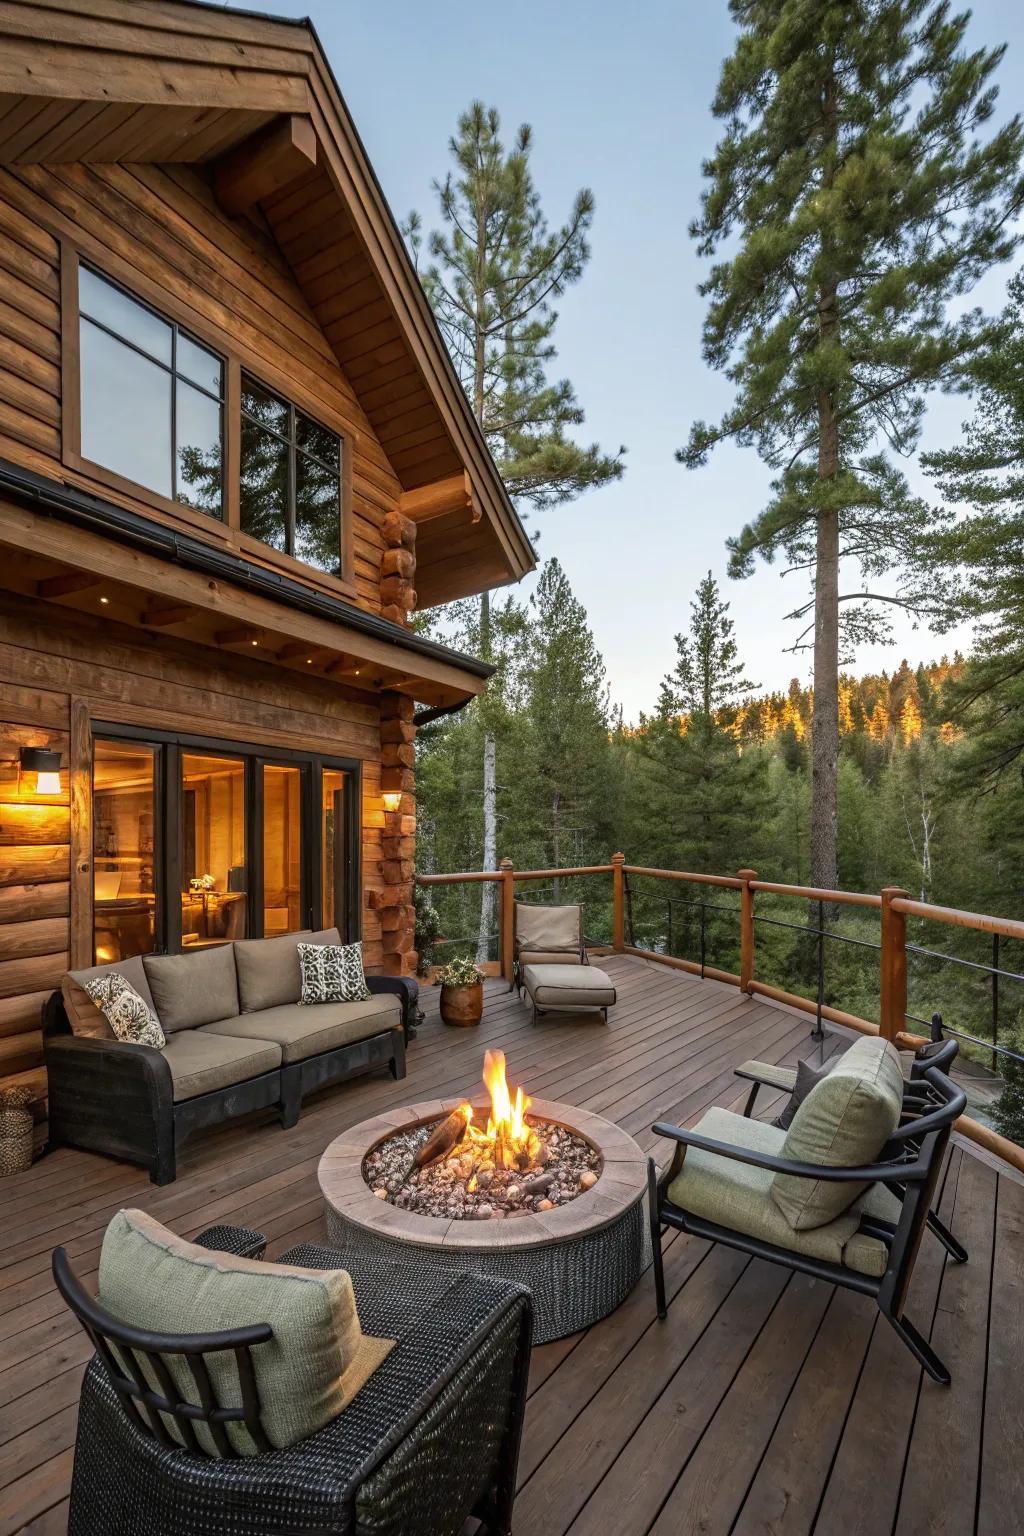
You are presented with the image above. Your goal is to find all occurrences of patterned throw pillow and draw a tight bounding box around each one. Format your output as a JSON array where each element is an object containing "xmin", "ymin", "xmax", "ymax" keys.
[
  {"xmin": 83, "ymin": 973, "xmax": 165, "ymax": 1049},
  {"xmin": 297, "ymin": 941, "xmax": 371, "ymax": 1005}
]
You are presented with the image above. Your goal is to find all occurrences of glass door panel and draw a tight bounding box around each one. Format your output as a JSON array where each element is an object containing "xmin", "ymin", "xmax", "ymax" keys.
[
  {"xmin": 263, "ymin": 764, "xmax": 303, "ymax": 935},
  {"xmin": 180, "ymin": 754, "xmax": 247, "ymax": 945},
  {"xmin": 322, "ymin": 768, "xmax": 348, "ymax": 936},
  {"xmin": 93, "ymin": 740, "xmax": 158, "ymax": 962}
]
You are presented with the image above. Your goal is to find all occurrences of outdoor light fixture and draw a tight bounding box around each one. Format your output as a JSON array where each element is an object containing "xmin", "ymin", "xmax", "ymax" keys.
[
  {"xmin": 382, "ymin": 790, "xmax": 402, "ymax": 813},
  {"xmin": 20, "ymin": 747, "xmax": 62, "ymax": 795}
]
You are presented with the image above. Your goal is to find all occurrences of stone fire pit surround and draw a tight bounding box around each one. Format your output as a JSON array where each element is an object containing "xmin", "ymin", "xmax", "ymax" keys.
[{"xmin": 319, "ymin": 1096, "xmax": 649, "ymax": 1342}]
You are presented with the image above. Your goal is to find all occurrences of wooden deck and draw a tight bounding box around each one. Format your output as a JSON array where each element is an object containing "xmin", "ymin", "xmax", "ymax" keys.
[{"xmin": 1, "ymin": 955, "xmax": 1021, "ymax": 1535}]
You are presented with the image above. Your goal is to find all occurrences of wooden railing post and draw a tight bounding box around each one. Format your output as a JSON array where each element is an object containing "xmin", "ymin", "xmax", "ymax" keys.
[
  {"xmin": 880, "ymin": 886, "xmax": 909, "ymax": 1042},
  {"xmin": 612, "ymin": 852, "xmax": 626, "ymax": 952},
  {"xmin": 499, "ymin": 858, "xmax": 515, "ymax": 983},
  {"xmin": 737, "ymin": 869, "xmax": 757, "ymax": 993}
]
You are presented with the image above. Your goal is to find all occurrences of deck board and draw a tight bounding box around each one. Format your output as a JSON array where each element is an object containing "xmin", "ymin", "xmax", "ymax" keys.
[{"xmin": 0, "ymin": 954, "xmax": 1017, "ymax": 1536}]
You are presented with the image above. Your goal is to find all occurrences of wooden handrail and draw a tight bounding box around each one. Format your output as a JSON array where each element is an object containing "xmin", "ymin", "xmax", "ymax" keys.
[
  {"xmin": 892, "ymin": 897, "xmax": 1024, "ymax": 944},
  {"xmin": 750, "ymin": 880, "xmax": 882, "ymax": 909},
  {"xmin": 623, "ymin": 866, "xmax": 744, "ymax": 889}
]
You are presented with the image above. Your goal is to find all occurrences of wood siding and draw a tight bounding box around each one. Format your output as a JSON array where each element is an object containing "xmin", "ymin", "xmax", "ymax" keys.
[
  {"xmin": 0, "ymin": 594, "xmax": 402, "ymax": 1120},
  {"xmin": 0, "ymin": 159, "xmax": 403, "ymax": 613}
]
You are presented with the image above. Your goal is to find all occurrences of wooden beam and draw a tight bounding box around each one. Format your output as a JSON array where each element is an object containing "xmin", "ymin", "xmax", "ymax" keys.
[
  {"xmin": 215, "ymin": 625, "xmax": 263, "ymax": 648},
  {"xmin": 399, "ymin": 471, "xmax": 477, "ymax": 524},
  {"xmin": 142, "ymin": 603, "xmax": 195, "ymax": 628},
  {"xmin": 36, "ymin": 571, "xmax": 100, "ymax": 600},
  {"xmin": 214, "ymin": 114, "xmax": 317, "ymax": 217}
]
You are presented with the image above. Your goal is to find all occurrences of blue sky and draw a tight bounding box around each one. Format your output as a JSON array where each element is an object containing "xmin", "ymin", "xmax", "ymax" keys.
[{"xmin": 235, "ymin": 0, "xmax": 1024, "ymax": 716}]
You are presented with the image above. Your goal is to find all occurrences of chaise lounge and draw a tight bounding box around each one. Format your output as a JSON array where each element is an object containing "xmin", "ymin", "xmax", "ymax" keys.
[
  {"xmin": 511, "ymin": 902, "xmax": 616, "ymax": 1023},
  {"xmin": 44, "ymin": 929, "xmax": 417, "ymax": 1185}
]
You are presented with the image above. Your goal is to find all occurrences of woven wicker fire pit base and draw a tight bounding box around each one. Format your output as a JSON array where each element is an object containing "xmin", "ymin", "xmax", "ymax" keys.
[{"xmin": 319, "ymin": 1097, "xmax": 649, "ymax": 1343}]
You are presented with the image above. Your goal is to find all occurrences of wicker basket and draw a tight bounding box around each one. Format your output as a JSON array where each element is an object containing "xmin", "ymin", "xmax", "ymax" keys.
[{"xmin": 0, "ymin": 1086, "xmax": 34, "ymax": 1176}]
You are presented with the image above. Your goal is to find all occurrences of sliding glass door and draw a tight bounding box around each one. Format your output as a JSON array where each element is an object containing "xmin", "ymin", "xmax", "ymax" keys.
[{"xmin": 92, "ymin": 728, "xmax": 358, "ymax": 962}]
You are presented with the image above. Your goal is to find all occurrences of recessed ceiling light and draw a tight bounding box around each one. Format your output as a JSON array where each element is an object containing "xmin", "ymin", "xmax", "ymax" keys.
[
  {"xmin": 251, "ymin": 639, "xmax": 258, "ymax": 646},
  {"xmin": 100, "ymin": 596, "xmax": 109, "ymax": 605}
]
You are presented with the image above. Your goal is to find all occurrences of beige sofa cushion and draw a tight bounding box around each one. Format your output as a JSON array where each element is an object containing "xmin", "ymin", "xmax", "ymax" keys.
[
  {"xmin": 143, "ymin": 946, "xmax": 239, "ymax": 1033},
  {"xmin": 63, "ymin": 955, "xmax": 158, "ymax": 1040},
  {"xmin": 162, "ymin": 1030, "xmax": 281, "ymax": 1101},
  {"xmin": 202, "ymin": 993, "xmax": 400, "ymax": 1065},
  {"xmin": 234, "ymin": 927, "xmax": 341, "ymax": 1013},
  {"xmin": 771, "ymin": 1037, "xmax": 904, "ymax": 1231},
  {"xmin": 99, "ymin": 1209, "xmax": 394, "ymax": 1455},
  {"xmin": 668, "ymin": 1106, "xmax": 899, "ymax": 1278},
  {"xmin": 523, "ymin": 963, "xmax": 616, "ymax": 1009}
]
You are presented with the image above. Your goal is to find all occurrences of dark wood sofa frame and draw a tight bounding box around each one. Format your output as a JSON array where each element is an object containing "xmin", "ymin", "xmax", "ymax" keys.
[
  {"xmin": 53, "ymin": 1228, "xmax": 533, "ymax": 1536},
  {"xmin": 43, "ymin": 975, "xmax": 415, "ymax": 1186},
  {"xmin": 648, "ymin": 1044, "xmax": 967, "ymax": 1385}
]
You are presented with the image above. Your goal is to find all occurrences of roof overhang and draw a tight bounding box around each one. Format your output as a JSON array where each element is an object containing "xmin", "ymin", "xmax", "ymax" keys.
[
  {"xmin": 0, "ymin": 0, "xmax": 536, "ymax": 607},
  {"xmin": 0, "ymin": 461, "xmax": 493, "ymax": 708}
]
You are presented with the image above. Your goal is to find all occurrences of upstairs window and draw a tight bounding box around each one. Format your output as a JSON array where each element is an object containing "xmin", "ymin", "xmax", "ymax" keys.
[
  {"xmin": 240, "ymin": 373, "xmax": 342, "ymax": 576},
  {"xmin": 78, "ymin": 267, "xmax": 224, "ymax": 516}
]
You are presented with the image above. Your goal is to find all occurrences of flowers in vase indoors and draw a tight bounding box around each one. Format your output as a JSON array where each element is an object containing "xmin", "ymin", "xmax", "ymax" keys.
[
  {"xmin": 436, "ymin": 957, "xmax": 484, "ymax": 988},
  {"xmin": 189, "ymin": 873, "xmax": 216, "ymax": 892}
]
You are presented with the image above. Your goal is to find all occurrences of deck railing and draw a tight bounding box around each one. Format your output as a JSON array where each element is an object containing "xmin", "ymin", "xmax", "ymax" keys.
[{"xmin": 416, "ymin": 856, "xmax": 1024, "ymax": 1176}]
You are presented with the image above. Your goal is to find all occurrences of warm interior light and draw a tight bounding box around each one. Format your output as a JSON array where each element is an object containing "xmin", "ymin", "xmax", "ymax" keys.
[
  {"xmin": 99, "ymin": 595, "xmax": 109, "ymax": 605},
  {"xmin": 20, "ymin": 747, "xmax": 62, "ymax": 795},
  {"xmin": 382, "ymin": 790, "xmax": 402, "ymax": 813}
]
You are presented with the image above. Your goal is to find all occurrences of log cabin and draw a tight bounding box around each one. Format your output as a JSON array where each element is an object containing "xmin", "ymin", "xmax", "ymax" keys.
[{"xmin": 0, "ymin": 0, "xmax": 534, "ymax": 1134}]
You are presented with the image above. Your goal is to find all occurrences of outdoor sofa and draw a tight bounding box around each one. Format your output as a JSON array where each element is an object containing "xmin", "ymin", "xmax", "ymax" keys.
[
  {"xmin": 43, "ymin": 928, "xmax": 417, "ymax": 1184},
  {"xmin": 53, "ymin": 1210, "xmax": 532, "ymax": 1536}
]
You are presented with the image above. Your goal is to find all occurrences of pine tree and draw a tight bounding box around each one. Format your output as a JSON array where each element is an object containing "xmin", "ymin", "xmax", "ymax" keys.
[
  {"xmin": 407, "ymin": 103, "xmax": 624, "ymax": 960},
  {"xmin": 680, "ymin": 0, "xmax": 1024, "ymax": 890}
]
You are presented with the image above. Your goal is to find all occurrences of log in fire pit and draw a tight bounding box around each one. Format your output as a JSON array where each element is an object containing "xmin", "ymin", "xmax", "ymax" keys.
[{"xmin": 318, "ymin": 1051, "xmax": 648, "ymax": 1342}]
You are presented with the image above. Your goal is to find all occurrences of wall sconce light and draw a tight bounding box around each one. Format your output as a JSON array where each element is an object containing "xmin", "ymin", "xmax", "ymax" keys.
[
  {"xmin": 20, "ymin": 747, "xmax": 62, "ymax": 795},
  {"xmin": 382, "ymin": 790, "xmax": 402, "ymax": 813}
]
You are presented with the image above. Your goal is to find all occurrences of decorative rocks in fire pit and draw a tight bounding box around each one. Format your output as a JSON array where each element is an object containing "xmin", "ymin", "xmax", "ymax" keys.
[{"xmin": 319, "ymin": 1051, "xmax": 649, "ymax": 1343}]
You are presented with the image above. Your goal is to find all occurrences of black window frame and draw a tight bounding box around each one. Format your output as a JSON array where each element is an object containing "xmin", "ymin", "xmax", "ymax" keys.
[
  {"xmin": 92, "ymin": 724, "xmax": 360, "ymax": 961},
  {"xmin": 78, "ymin": 264, "xmax": 226, "ymax": 516},
  {"xmin": 240, "ymin": 371, "xmax": 343, "ymax": 575}
]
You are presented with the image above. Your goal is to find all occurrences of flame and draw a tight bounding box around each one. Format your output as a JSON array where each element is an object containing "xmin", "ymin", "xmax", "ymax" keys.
[{"xmin": 457, "ymin": 1050, "xmax": 533, "ymax": 1169}]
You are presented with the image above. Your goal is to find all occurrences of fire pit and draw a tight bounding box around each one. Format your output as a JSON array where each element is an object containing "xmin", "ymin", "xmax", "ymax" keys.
[{"xmin": 318, "ymin": 1052, "xmax": 648, "ymax": 1342}]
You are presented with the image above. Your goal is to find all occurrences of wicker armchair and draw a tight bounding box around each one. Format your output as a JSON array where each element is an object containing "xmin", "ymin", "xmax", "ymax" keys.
[{"xmin": 54, "ymin": 1229, "xmax": 533, "ymax": 1536}]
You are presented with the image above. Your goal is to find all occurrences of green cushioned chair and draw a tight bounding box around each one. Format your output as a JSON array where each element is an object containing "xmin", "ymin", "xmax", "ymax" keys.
[{"xmin": 648, "ymin": 1037, "xmax": 967, "ymax": 1384}]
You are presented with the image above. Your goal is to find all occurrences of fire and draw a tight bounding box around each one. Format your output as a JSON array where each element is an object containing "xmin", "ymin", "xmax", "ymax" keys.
[{"xmin": 459, "ymin": 1049, "xmax": 535, "ymax": 1169}]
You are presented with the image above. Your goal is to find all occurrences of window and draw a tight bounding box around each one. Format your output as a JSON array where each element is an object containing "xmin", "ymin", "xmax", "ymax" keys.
[
  {"xmin": 181, "ymin": 754, "xmax": 247, "ymax": 946},
  {"xmin": 93, "ymin": 740, "xmax": 158, "ymax": 963},
  {"xmin": 92, "ymin": 731, "xmax": 357, "ymax": 961},
  {"xmin": 240, "ymin": 373, "xmax": 342, "ymax": 575},
  {"xmin": 79, "ymin": 266, "xmax": 224, "ymax": 515}
]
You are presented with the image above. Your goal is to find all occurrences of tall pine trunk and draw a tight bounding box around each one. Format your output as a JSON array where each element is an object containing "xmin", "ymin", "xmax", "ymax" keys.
[
  {"xmin": 473, "ymin": 219, "xmax": 497, "ymax": 965},
  {"xmin": 811, "ymin": 70, "xmax": 840, "ymax": 893}
]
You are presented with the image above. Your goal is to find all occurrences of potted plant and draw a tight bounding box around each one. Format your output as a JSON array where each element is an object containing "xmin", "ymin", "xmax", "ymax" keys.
[{"xmin": 437, "ymin": 955, "xmax": 485, "ymax": 1027}]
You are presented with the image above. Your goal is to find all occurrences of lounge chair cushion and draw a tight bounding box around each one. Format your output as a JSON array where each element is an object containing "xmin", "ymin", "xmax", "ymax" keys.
[
  {"xmin": 668, "ymin": 1106, "xmax": 899, "ymax": 1278},
  {"xmin": 514, "ymin": 903, "xmax": 582, "ymax": 954},
  {"xmin": 99, "ymin": 1209, "xmax": 394, "ymax": 1455},
  {"xmin": 518, "ymin": 948, "xmax": 586, "ymax": 968},
  {"xmin": 162, "ymin": 1030, "xmax": 281, "ymax": 1101},
  {"xmin": 143, "ymin": 945, "xmax": 240, "ymax": 1033},
  {"xmin": 772, "ymin": 1037, "xmax": 904, "ymax": 1231},
  {"xmin": 233, "ymin": 927, "xmax": 340, "ymax": 1013},
  {"xmin": 63, "ymin": 954, "xmax": 158, "ymax": 1040},
  {"xmin": 523, "ymin": 963, "xmax": 616, "ymax": 1009},
  {"xmin": 201, "ymin": 994, "xmax": 402, "ymax": 1064}
]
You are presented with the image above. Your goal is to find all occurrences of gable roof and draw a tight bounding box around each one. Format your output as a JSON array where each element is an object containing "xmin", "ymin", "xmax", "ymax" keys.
[{"xmin": 0, "ymin": 0, "xmax": 536, "ymax": 607}]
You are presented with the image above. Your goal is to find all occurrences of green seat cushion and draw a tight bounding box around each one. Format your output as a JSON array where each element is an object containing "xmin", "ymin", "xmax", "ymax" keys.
[
  {"xmin": 771, "ymin": 1037, "xmax": 904, "ymax": 1231},
  {"xmin": 201, "ymin": 994, "xmax": 401, "ymax": 1064},
  {"xmin": 667, "ymin": 1106, "xmax": 899, "ymax": 1278},
  {"xmin": 162, "ymin": 1030, "xmax": 281, "ymax": 1101},
  {"xmin": 143, "ymin": 946, "xmax": 240, "ymax": 1033},
  {"xmin": 234, "ymin": 928, "xmax": 340, "ymax": 1013},
  {"xmin": 99, "ymin": 1209, "xmax": 394, "ymax": 1455}
]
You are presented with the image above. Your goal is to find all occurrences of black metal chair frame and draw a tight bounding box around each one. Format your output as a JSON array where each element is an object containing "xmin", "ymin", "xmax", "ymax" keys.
[
  {"xmin": 53, "ymin": 1228, "xmax": 533, "ymax": 1536},
  {"xmin": 648, "ymin": 1056, "xmax": 968, "ymax": 1385}
]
